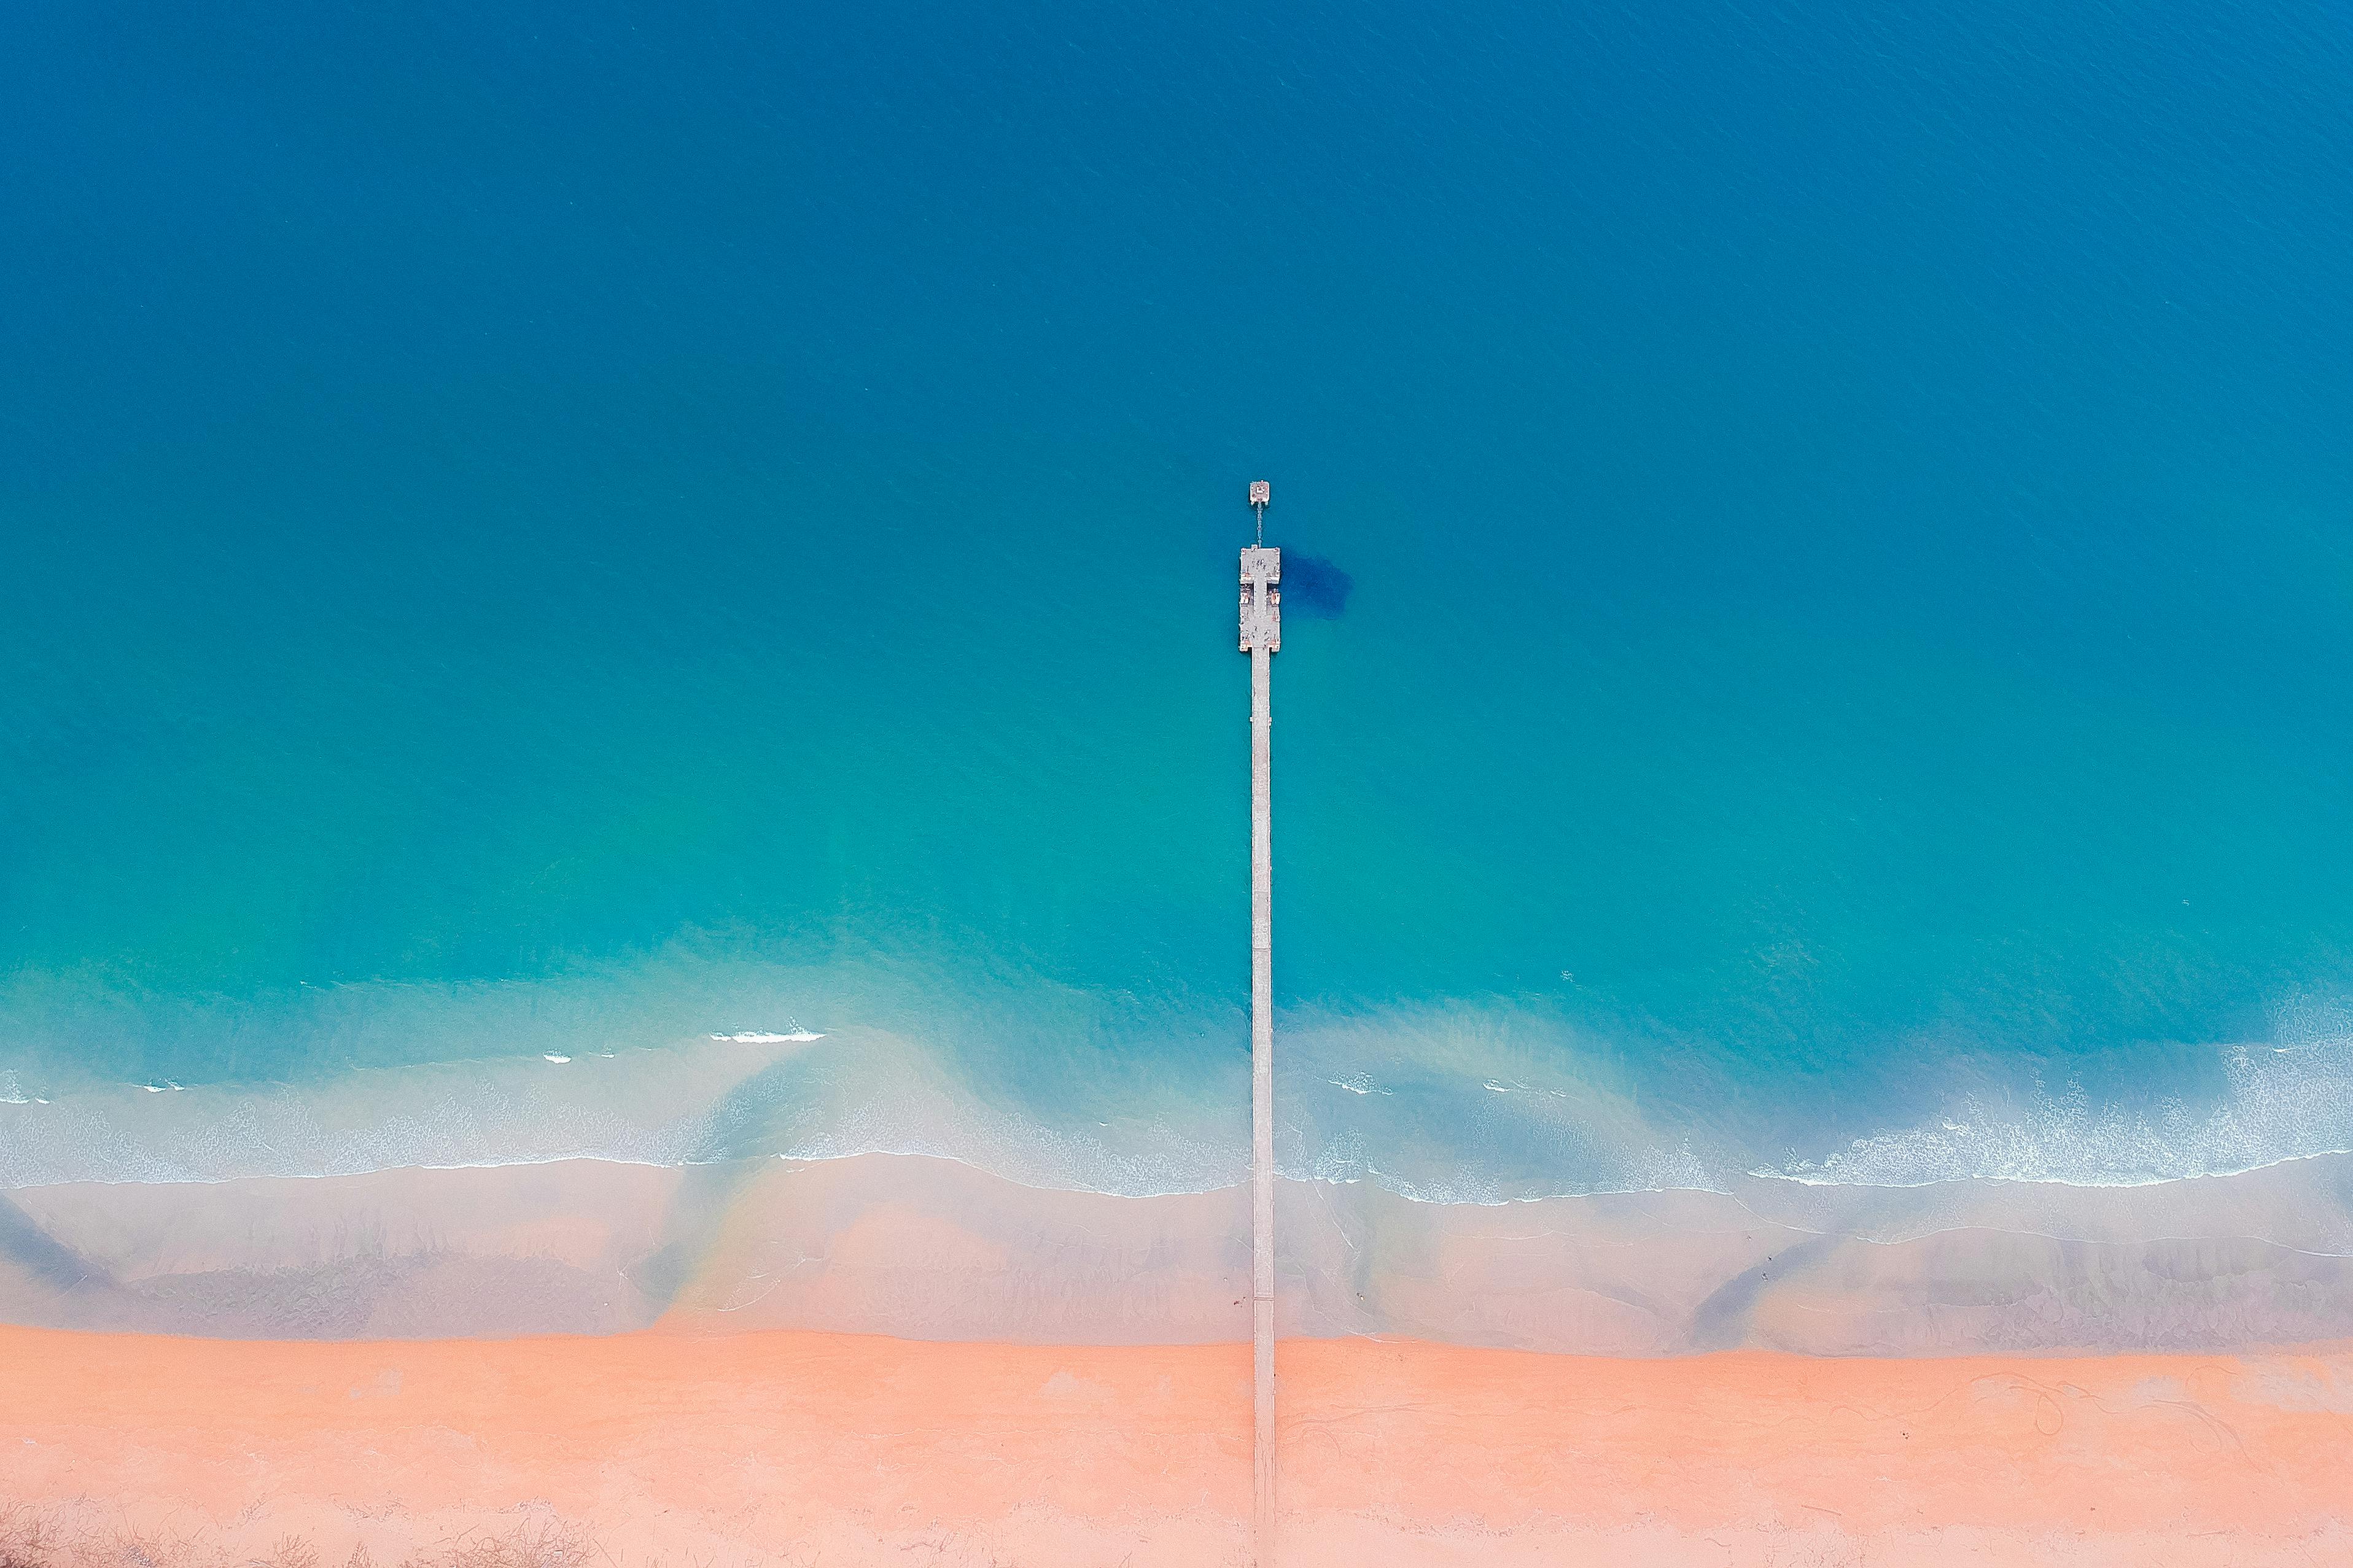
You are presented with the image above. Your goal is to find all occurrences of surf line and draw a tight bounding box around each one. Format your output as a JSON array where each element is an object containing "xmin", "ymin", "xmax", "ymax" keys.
[{"xmin": 1240, "ymin": 480, "xmax": 1280, "ymax": 1566}]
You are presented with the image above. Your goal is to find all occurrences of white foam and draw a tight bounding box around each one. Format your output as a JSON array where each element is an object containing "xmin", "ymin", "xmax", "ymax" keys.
[
  {"xmin": 0, "ymin": 1039, "xmax": 782, "ymax": 1189},
  {"xmin": 15, "ymin": 955, "xmax": 2353, "ymax": 1210},
  {"xmin": 1765, "ymin": 1001, "xmax": 2353, "ymax": 1190}
]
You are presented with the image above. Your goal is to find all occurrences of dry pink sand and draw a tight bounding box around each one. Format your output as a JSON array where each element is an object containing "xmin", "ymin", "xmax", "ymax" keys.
[{"xmin": 7, "ymin": 1322, "xmax": 2353, "ymax": 1566}]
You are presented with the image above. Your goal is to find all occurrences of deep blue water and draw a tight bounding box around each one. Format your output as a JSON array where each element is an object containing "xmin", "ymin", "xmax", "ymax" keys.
[{"xmin": 4, "ymin": 0, "xmax": 2352, "ymax": 1192}]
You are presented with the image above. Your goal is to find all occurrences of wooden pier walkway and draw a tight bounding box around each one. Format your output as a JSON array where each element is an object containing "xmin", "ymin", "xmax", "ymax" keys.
[{"xmin": 1240, "ymin": 534, "xmax": 1280, "ymax": 1564}]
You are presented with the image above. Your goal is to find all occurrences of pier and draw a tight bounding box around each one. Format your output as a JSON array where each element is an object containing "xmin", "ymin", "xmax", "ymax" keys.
[{"xmin": 1240, "ymin": 482, "xmax": 1280, "ymax": 1562}]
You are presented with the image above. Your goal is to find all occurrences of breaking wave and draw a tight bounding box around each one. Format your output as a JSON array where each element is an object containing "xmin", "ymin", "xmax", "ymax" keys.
[{"xmin": 7, "ymin": 961, "xmax": 2353, "ymax": 1202}]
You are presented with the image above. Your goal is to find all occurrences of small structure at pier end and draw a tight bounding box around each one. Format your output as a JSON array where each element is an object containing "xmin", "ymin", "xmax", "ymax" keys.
[{"xmin": 1240, "ymin": 546, "xmax": 1282, "ymax": 653}]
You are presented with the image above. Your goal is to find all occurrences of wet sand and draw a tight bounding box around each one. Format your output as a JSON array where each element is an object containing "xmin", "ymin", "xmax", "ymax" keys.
[
  {"xmin": 13, "ymin": 1151, "xmax": 2353, "ymax": 1352},
  {"xmin": 7, "ymin": 1321, "xmax": 2352, "ymax": 1566}
]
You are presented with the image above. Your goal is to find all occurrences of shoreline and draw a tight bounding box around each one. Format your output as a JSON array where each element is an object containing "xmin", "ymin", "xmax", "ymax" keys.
[
  {"xmin": 22, "ymin": 1133, "xmax": 2353, "ymax": 1197},
  {"xmin": 14, "ymin": 998, "xmax": 2353, "ymax": 1201},
  {"xmin": 8, "ymin": 1322, "xmax": 2352, "ymax": 1566}
]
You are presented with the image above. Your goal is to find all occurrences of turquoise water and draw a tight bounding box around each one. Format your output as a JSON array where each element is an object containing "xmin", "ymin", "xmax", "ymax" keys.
[{"xmin": 5, "ymin": 1, "xmax": 2353, "ymax": 1195}]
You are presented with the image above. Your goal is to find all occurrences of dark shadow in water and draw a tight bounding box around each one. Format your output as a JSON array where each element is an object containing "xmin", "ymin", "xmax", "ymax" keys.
[
  {"xmin": 629, "ymin": 1052, "xmax": 847, "ymax": 1311},
  {"xmin": 1283, "ymin": 555, "xmax": 1353, "ymax": 618},
  {"xmin": 1679, "ymin": 1232, "xmax": 1840, "ymax": 1351}
]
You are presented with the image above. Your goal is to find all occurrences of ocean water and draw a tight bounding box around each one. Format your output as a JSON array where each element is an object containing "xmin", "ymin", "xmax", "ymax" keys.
[{"xmin": 4, "ymin": 0, "xmax": 2353, "ymax": 1203}]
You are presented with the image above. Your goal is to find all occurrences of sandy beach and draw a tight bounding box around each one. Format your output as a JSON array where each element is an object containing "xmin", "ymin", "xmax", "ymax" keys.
[
  {"xmin": 7, "ymin": 1321, "xmax": 2352, "ymax": 1566},
  {"xmin": 12, "ymin": 1154, "xmax": 2352, "ymax": 1562}
]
